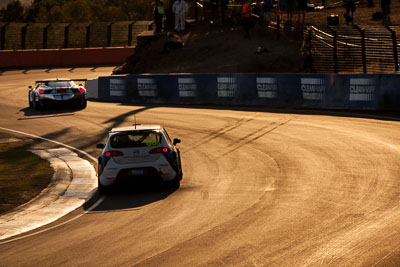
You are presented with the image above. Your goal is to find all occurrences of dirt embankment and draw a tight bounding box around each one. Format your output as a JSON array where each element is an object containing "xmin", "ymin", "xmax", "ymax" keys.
[
  {"xmin": 114, "ymin": 21, "xmax": 305, "ymax": 75},
  {"xmin": 113, "ymin": 0, "xmax": 400, "ymax": 75}
]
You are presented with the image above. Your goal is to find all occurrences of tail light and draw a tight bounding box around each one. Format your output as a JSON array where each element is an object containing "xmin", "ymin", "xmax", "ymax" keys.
[
  {"xmin": 104, "ymin": 151, "xmax": 124, "ymax": 157},
  {"xmin": 99, "ymin": 150, "xmax": 123, "ymax": 172},
  {"xmin": 149, "ymin": 147, "xmax": 170, "ymax": 154},
  {"xmin": 78, "ymin": 87, "xmax": 84, "ymax": 92},
  {"xmin": 39, "ymin": 88, "xmax": 45, "ymax": 94}
]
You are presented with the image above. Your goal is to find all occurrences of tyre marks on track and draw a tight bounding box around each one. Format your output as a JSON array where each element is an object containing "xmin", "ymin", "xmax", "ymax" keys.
[
  {"xmin": 214, "ymin": 117, "xmax": 294, "ymax": 160},
  {"xmin": 183, "ymin": 113, "xmax": 260, "ymax": 153}
]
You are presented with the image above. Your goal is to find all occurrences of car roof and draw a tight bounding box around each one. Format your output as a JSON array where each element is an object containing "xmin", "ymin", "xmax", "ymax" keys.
[
  {"xmin": 110, "ymin": 125, "xmax": 162, "ymax": 133},
  {"xmin": 43, "ymin": 78, "xmax": 71, "ymax": 81},
  {"xmin": 35, "ymin": 78, "xmax": 87, "ymax": 83}
]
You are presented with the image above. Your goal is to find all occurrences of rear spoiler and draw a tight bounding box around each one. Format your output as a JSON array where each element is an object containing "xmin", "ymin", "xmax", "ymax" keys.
[{"xmin": 35, "ymin": 79, "xmax": 87, "ymax": 84}]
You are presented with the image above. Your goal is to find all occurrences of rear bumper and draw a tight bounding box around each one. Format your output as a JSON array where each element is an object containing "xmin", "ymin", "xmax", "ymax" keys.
[
  {"xmin": 38, "ymin": 93, "xmax": 86, "ymax": 101},
  {"xmin": 99, "ymin": 158, "xmax": 177, "ymax": 186},
  {"xmin": 37, "ymin": 97, "xmax": 86, "ymax": 107}
]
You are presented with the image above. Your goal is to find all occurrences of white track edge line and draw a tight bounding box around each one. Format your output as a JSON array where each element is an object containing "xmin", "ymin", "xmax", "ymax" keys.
[
  {"xmin": 0, "ymin": 126, "xmax": 103, "ymax": 244},
  {"xmin": 0, "ymin": 196, "xmax": 105, "ymax": 245},
  {"xmin": 0, "ymin": 126, "xmax": 97, "ymax": 162}
]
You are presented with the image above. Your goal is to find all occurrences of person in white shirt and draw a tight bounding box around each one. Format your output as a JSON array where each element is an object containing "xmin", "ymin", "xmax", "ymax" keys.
[{"xmin": 172, "ymin": 0, "xmax": 188, "ymax": 32}]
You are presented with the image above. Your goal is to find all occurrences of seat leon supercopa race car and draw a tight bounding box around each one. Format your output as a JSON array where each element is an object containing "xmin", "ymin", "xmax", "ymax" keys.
[
  {"xmin": 28, "ymin": 78, "xmax": 87, "ymax": 110},
  {"xmin": 96, "ymin": 124, "xmax": 183, "ymax": 194}
]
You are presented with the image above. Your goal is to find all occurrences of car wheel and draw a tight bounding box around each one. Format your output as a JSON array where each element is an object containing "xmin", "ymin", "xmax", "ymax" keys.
[
  {"xmin": 28, "ymin": 93, "xmax": 33, "ymax": 108},
  {"xmin": 167, "ymin": 175, "xmax": 181, "ymax": 189},
  {"xmin": 98, "ymin": 180, "xmax": 110, "ymax": 194},
  {"xmin": 32, "ymin": 99, "xmax": 41, "ymax": 111},
  {"xmin": 80, "ymin": 98, "xmax": 87, "ymax": 109}
]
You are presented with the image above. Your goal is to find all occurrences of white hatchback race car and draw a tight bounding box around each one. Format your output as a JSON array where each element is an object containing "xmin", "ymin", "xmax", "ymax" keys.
[{"xmin": 96, "ymin": 124, "xmax": 183, "ymax": 194}]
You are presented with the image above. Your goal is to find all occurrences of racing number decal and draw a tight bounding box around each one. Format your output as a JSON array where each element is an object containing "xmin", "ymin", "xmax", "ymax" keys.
[{"xmin": 146, "ymin": 141, "xmax": 161, "ymax": 147}]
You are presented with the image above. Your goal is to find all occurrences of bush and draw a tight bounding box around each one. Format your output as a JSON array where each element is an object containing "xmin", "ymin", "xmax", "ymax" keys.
[{"xmin": 1, "ymin": 0, "xmax": 163, "ymax": 22}]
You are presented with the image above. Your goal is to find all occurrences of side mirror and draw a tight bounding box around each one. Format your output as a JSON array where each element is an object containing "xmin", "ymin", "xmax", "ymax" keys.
[
  {"xmin": 173, "ymin": 138, "xmax": 181, "ymax": 145},
  {"xmin": 96, "ymin": 144, "xmax": 105, "ymax": 149}
]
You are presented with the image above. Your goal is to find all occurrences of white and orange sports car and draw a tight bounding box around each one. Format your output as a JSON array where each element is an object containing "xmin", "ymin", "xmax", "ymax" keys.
[{"xmin": 28, "ymin": 78, "xmax": 87, "ymax": 110}]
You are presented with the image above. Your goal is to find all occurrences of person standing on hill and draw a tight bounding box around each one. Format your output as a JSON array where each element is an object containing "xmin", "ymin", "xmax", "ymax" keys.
[
  {"xmin": 253, "ymin": 0, "xmax": 261, "ymax": 17},
  {"xmin": 241, "ymin": 0, "xmax": 252, "ymax": 39},
  {"xmin": 153, "ymin": 0, "xmax": 165, "ymax": 33},
  {"xmin": 381, "ymin": 0, "xmax": 391, "ymax": 24},
  {"xmin": 279, "ymin": 0, "xmax": 286, "ymax": 22},
  {"xmin": 172, "ymin": 0, "xmax": 189, "ymax": 32},
  {"xmin": 286, "ymin": 0, "xmax": 295, "ymax": 23},
  {"xmin": 262, "ymin": 0, "xmax": 273, "ymax": 27},
  {"xmin": 345, "ymin": 0, "xmax": 355, "ymax": 23},
  {"xmin": 296, "ymin": 0, "xmax": 307, "ymax": 24}
]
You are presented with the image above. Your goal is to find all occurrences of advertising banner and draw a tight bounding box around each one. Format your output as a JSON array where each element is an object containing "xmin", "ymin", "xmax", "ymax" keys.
[{"xmin": 91, "ymin": 73, "xmax": 399, "ymax": 111}]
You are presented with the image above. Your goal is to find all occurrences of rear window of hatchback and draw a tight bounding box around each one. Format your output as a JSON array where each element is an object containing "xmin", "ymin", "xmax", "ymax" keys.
[{"xmin": 110, "ymin": 131, "xmax": 162, "ymax": 148}]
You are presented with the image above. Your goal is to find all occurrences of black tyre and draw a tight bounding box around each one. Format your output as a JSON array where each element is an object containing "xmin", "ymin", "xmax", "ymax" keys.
[
  {"xmin": 98, "ymin": 180, "xmax": 110, "ymax": 194},
  {"xmin": 32, "ymin": 99, "xmax": 41, "ymax": 111},
  {"xmin": 28, "ymin": 93, "xmax": 33, "ymax": 108},
  {"xmin": 167, "ymin": 173, "xmax": 181, "ymax": 189},
  {"xmin": 80, "ymin": 98, "xmax": 87, "ymax": 109}
]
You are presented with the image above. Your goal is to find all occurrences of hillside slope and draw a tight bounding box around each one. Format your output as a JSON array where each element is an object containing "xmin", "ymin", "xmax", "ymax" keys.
[{"xmin": 114, "ymin": 22, "xmax": 304, "ymax": 74}]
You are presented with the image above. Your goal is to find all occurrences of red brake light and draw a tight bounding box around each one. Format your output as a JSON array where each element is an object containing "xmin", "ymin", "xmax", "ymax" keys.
[
  {"xmin": 104, "ymin": 151, "xmax": 123, "ymax": 157},
  {"xmin": 39, "ymin": 88, "xmax": 45, "ymax": 94},
  {"xmin": 149, "ymin": 147, "xmax": 170, "ymax": 154},
  {"xmin": 78, "ymin": 87, "xmax": 84, "ymax": 92}
]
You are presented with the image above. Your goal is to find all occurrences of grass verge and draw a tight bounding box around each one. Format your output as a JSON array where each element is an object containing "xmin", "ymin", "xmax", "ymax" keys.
[{"xmin": 0, "ymin": 143, "xmax": 53, "ymax": 214}]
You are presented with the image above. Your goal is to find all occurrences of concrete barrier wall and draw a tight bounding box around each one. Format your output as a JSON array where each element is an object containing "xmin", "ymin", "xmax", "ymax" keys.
[
  {"xmin": 0, "ymin": 47, "xmax": 133, "ymax": 69},
  {"xmin": 88, "ymin": 73, "xmax": 400, "ymax": 111},
  {"xmin": 0, "ymin": 21, "xmax": 153, "ymax": 50}
]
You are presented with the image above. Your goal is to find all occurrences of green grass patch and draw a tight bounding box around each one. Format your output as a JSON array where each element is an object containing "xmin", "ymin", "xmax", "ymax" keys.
[{"xmin": 0, "ymin": 143, "xmax": 53, "ymax": 214}]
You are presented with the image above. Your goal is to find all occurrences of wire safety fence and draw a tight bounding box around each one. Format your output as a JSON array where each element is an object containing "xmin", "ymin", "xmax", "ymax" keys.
[{"xmin": 307, "ymin": 25, "xmax": 400, "ymax": 73}]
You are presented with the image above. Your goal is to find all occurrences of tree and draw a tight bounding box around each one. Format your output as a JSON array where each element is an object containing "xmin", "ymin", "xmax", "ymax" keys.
[{"xmin": 0, "ymin": 0, "xmax": 25, "ymax": 22}]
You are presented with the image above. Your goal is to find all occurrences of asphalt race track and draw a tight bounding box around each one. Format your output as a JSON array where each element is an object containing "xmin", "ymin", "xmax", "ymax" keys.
[{"xmin": 1, "ymin": 67, "xmax": 400, "ymax": 266}]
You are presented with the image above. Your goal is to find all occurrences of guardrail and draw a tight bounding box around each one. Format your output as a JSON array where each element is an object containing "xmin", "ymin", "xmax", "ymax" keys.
[
  {"xmin": 86, "ymin": 73, "xmax": 400, "ymax": 111},
  {"xmin": 0, "ymin": 21, "xmax": 153, "ymax": 50},
  {"xmin": 308, "ymin": 25, "xmax": 400, "ymax": 74}
]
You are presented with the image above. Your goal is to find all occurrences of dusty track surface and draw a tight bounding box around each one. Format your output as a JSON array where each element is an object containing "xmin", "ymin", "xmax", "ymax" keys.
[{"xmin": 0, "ymin": 68, "xmax": 400, "ymax": 266}]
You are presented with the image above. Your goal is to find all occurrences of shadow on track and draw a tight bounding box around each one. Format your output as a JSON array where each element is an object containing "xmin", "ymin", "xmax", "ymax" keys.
[
  {"xmin": 89, "ymin": 180, "xmax": 177, "ymax": 212},
  {"xmin": 75, "ymin": 106, "xmax": 155, "ymax": 155},
  {"xmin": 18, "ymin": 106, "xmax": 80, "ymax": 118},
  {"xmin": 25, "ymin": 127, "xmax": 73, "ymax": 148},
  {"xmin": 19, "ymin": 105, "xmax": 155, "ymax": 161},
  {"xmin": 117, "ymin": 102, "xmax": 400, "ymax": 122}
]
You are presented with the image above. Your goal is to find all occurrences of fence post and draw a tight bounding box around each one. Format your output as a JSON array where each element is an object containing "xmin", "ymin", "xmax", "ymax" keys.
[
  {"xmin": 128, "ymin": 22, "xmax": 134, "ymax": 46},
  {"xmin": 86, "ymin": 24, "xmax": 91, "ymax": 48},
  {"xmin": 107, "ymin": 22, "xmax": 111, "ymax": 47},
  {"xmin": 194, "ymin": 0, "xmax": 198, "ymax": 21},
  {"xmin": 392, "ymin": 31, "xmax": 399, "ymax": 72},
  {"xmin": 1, "ymin": 23, "xmax": 8, "ymax": 50},
  {"xmin": 361, "ymin": 30, "xmax": 367, "ymax": 73},
  {"xmin": 308, "ymin": 29, "xmax": 312, "ymax": 72},
  {"xmin": 64, "ymin": 23, "xmax": 71, "ymax": 48},
  {"xmin": 43, "ymin": 24, "xmax": 49, "ymax": 49},
  {"xmin": 355, "ymin": 25, "xmax": 367, "ymax": 73},
  {"xmin": 107, "ymin": 22, "xmax": 113, "ymax": 47},
  {"xmin": 21, "ymin": 23, "xmax": 28, "ymax": 50},
  {"xmin": 386, "ymin": 26, "xmax": 399, "ymax": 72},
  {"xmin": 276, "ymin": 12, "xmax": 281, "ymax": 40},
  {"xmin": 328, "ymin": 26, "xmax": 338, "ymax": 73}
]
